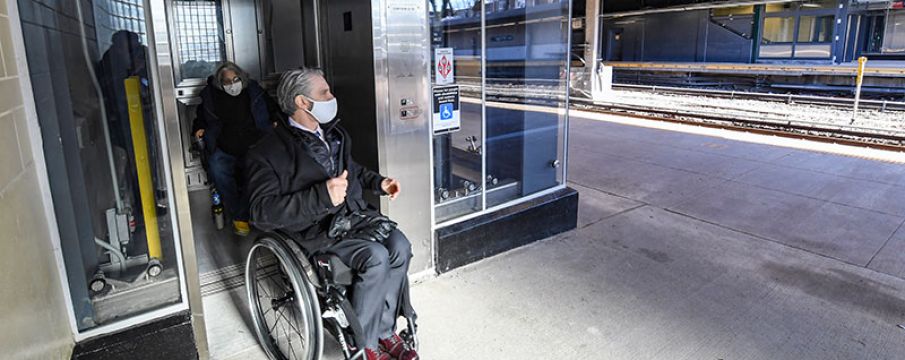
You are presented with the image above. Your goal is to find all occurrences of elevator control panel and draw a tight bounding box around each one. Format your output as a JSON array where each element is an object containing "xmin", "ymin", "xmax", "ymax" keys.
[{"xmin": 399, "ymin": 97, "xmax": 421, "ymax": 120}]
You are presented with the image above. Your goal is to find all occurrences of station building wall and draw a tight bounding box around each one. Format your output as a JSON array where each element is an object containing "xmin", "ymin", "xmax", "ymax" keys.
[
  {"xmin": 0, "ymin": 0, "xmax": 74, "ymax": 358},
  {"xmin": 602, "ymin": 10, "xmax": 754, "ymax": 63}
]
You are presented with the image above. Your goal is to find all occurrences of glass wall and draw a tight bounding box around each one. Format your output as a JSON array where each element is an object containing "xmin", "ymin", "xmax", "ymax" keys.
[
  {"xmin": 861, "ymin": 9, "xmax": 905, "ymax": 56},
  {"xmin": 759, "ymin": 0, "xmax": 837, "ymax": 59},
  {"xmin": 19, "ymin": 0, "xmax": 184, "ymax": 331},
  {"xmin": 484, "ymin": 0, "xmax": 569, "ymax": 207},
  {"xmin": 884, "ymin": 10, "xmax": 905, "ymax": 53},
  {"xmin": 763, "ymin": 17, "xmax": 796, "ymax": 43},
  {"xmin": 430, "ymin": 0, "xmax": 485, "ymax": 223},
  {"xmin": 430, "ymin": 0, "xmax": 571, "ymax": 224}
]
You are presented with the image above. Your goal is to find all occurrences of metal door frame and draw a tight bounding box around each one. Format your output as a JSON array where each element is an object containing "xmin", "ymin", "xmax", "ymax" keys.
[{"xmin": 147, "ymin": 0, "xmax": 210, "ymax": 357}]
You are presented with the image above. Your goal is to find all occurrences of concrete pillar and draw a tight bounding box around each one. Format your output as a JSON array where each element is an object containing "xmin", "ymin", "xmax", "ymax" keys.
[{"xmin": 585, "ymin": 0, "xmax": 604, "ymax": 100}]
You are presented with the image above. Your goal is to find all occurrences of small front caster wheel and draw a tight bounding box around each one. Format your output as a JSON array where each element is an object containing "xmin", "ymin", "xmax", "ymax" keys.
[
  {"xmin": 89, "ymin": 272, "xmax": 108, "ymax": 294},
  {"xmin": 147, "ymin": 259, "xmax": 163, "ymax": 277}
]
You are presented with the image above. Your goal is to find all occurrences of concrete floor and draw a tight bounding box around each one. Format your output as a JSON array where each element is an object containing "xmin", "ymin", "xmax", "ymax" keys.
[{"xmin": 209, "ymin": 113, "xmax": 905, "ymax": 359}]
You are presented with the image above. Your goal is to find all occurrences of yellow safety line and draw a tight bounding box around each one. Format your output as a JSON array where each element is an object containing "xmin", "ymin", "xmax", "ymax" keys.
[{"xmin": 125, "ymin": 76, "xmax": 162, "ymax": 260}]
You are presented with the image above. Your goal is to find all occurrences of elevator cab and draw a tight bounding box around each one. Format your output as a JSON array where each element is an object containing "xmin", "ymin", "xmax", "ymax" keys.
[{"xmin": 18, "ymin": 0, "xmax": 576, "ymax": 357}]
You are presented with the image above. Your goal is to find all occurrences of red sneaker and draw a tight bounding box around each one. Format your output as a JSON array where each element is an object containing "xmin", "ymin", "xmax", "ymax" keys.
[
  {"xmin": 379, "ymin": 334, "xmax": 419, "ymax": 360},
  {"xmin": 366, "ymin": 348, "xmax": 391, "ymax": 360}
]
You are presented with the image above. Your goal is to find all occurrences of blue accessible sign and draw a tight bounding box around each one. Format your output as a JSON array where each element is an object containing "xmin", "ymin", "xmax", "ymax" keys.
[{"xmin": 432, "ymin": 85, "xmax": 460, "ymax": 134}]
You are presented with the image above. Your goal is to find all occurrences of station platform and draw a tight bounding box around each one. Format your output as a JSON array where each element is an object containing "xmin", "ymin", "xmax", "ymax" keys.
[{"xmin": 207, "ymin": 112, "xmax": 905, "ymax": 359}]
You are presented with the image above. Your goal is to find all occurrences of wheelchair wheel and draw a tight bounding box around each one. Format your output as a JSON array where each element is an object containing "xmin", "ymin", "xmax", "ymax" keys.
[{"xmin": 246, "ymin": 236, "xmax": 324, "ymax": 360}]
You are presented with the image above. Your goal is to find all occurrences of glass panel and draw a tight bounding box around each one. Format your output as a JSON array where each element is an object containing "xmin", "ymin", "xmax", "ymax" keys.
[
  {"xmin": 430, "ymin": 0, "xmax": 485, "ymax": 223},
  {"xmin": 19, "ymin": 0, "xmax": 183, "ymax": 331},
  {"xmin": 173, "ymin": 0, "xmax": 227, "ymax": 81},
  {"xmin": 866, "ymin": 15, "xmax": 885, "ymax": 53},
  {"xmin": 759, "ymin": 44, "xmax": 794, "ymax": 58},
  {"xmin": 793, "ymin": 44, "xmax": 832, "ymax": 58},
  {"xmin": 763, "ymin": 17, "xmax": 796, "ymax": 43},
  {"xmin": 798, "ymin": 15, "xmax": 834, "ymax": 42},
  {"xmin": 765, "ymin": 2, "xmax": 795, "ymax": 13},
  {"xmin": 712, "ymin": 5, "xmax": 755, "ymax": 17},
  {"xmin": 883, "ymin": 10, "xmax": 905, "ymax": 53},
  {"xmin": 484, "ymin": 0, "xmax": 569, "ymax": 208},
  {"xmin": 799, "ymin": 0, "xmax": 837, "ymax": 10}
]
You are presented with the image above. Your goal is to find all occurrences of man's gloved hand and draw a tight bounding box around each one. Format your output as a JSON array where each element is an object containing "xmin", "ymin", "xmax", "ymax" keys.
[
  {"xmin": 348, "ymin": 215, "xmax": 397, "ymax": 243},
  {"xmin": 327, "ymin": 213, "xmax": 353, "ymax": 239}
]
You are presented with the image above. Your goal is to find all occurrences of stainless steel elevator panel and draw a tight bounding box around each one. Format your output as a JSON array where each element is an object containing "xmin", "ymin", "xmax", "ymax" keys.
[
  {"xmin": 322, "ymin": 0, "xmax": 433, "ymax": 273},
  {"xmin": 226, "ymin": 0, "xmax": 265, "ymax": 80},
  {"xmin": 381, "ymin": 0, "xmax": 433, "ymax": 273},
  {"xmin": 268, "ymin": 0, "xmax": 306, "ymax": 72}
]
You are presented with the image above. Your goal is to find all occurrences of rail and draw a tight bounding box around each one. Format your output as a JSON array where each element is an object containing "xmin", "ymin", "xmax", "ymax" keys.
[
  {"xmin": 451, "ymin": 83, "xmax": 905, "ymax": 150},
  {"xmin": 611, "ymin": 83, "xmax": 905, "ymax": 112}
]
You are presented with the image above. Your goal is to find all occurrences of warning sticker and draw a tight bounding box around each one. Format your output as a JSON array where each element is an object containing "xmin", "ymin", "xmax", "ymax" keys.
[
  {"xmin": 435, "ymin": 48, "xmax": 455, "ymax": 85},
  {"xmin": 432, "ymin": 85, "xmax": 460, "ymax": 134}
]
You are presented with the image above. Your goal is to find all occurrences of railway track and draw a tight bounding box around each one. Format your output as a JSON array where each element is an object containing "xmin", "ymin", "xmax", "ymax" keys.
[
  {"xmin": 569, "ymin": 98, "xmax": 905, "ymax": 152},
  {"xmin": 612, "ymin": 84, "xmax": 905, "ymax": 112},
  {"xmin": 461, "ymin": 84, "xmax": 905, "ymax": 151}
]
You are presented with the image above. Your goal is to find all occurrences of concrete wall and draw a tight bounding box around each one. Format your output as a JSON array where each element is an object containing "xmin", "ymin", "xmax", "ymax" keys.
[{"xmin": 0, "ymin": 0, "xmax": 74, "ymax": 358}]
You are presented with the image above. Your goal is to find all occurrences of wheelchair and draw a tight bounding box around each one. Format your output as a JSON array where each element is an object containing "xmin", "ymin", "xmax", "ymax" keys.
[{"xmin": 245, "ymin": 230, "xmax": 419, "ymax": 360}]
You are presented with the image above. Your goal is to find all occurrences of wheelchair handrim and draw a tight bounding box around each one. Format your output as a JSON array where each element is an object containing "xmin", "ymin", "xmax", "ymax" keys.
[{"xmin": 245, "ymin": 239, "xmax": 323, "ymax": 360}]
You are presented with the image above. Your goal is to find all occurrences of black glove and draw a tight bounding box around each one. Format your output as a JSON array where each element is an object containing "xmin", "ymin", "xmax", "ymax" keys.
[
  {"xmin": 327, "ymin": 213, "xmax": 353, "ymax": 239},
  {"xmin": 348, "ymin": 215, "xmax": 397, "ymax": 243}
]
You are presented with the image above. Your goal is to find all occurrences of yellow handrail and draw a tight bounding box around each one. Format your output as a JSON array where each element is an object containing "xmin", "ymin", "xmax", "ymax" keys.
[{"xmin": 125, "ymin": 76, "xmax": 162, "ymax": 260}]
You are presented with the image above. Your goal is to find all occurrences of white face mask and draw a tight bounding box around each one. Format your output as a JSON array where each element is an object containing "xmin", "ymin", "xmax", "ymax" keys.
[
  {"xmin": 224, "ymin": 81, "xmax": 243, "ymax": 97},
  {"xmin": 304, "ymin": 96, "xmax": 338, "ymax": 124}
]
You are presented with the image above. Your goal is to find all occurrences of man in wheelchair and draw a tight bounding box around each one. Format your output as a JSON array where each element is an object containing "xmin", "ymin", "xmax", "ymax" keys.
[{"xmin": 245, "ymin": 68, "xmax": 419, "ymax": 360}]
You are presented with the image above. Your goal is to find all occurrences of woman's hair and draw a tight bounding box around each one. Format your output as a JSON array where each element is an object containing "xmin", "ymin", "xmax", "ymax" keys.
[{"xmin": 212, "ymin": 61, "xmax": 250, "ymax": 91}]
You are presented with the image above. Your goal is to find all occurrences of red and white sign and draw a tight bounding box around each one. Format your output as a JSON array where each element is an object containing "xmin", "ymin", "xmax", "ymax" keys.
[{"xmin": 435, "ymin": 48, "xmax": 454, "ymax": 85}]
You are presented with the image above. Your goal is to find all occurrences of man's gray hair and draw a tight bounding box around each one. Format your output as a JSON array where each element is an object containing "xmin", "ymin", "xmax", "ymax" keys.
[
  {"xmin": 277, "ymin": 67, "xmax": 324, "ymax": 114},
  {"xmin": 213, "ymin": 61, "xmax": 250, "ymax": 91}
]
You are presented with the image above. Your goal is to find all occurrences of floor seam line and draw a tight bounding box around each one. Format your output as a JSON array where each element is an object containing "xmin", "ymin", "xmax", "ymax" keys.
[
  {"xmin": 567, "ymin": 180, "xmax": 646, "ymax": 204},
  {"xmin": 578, "ymin": 204, "xmax": 647, "ymax": 230},
  {"xmin": 866, "ymin": 217, "xmax": 905, "ymax": 268}
]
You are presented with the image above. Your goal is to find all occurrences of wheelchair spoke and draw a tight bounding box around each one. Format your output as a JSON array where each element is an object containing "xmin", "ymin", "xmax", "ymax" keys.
[
  {"xmin": 279, "ymin": 306, "xmax": 306, "ymax": 344},
  {"xmin": 246, "ymin": 240, "xmax": 320, "ymax": 360},
  {"xmin": 287, "ymin": 325, "xmax": 296, "ymax": 359},
  {"xmin": 256, "ymin": 278, "xmax": 272, "ymax": 299},
  {"xmin": 269, "ymin": 306, "xmax": 287, "ymax": 334}
]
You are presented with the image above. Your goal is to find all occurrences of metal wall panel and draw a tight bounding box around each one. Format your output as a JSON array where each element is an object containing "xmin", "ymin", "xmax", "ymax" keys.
[
  {"xmin": 268, "ymin": 0, "xmax": 306, "ymax": 72},
  {"xmin": 705, "ymin": 16, "xmax": 756, "ymax": 62},
  {"xmin": 380, "ymin": 0, "xmax": 433, "ymax": 272},
  {"xmin": 225, "ymin": 0, "xmax": 264, "ymax": 79},
  {"xmin": 147, "ymin": 0, "xmax": 209, "ymax": 356},
  {"xmin": 319, "ymin": 0, "xmax": 433, "ymax": 272},
  {"xmin": 641, "ymin": 10, "xmax": 704, "ymax": 61}
]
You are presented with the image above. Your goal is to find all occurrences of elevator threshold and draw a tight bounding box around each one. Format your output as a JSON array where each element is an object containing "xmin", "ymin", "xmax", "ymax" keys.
[{"xmin": 200, "ymin": 263, "xmax": 246, "ymax": 297}]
